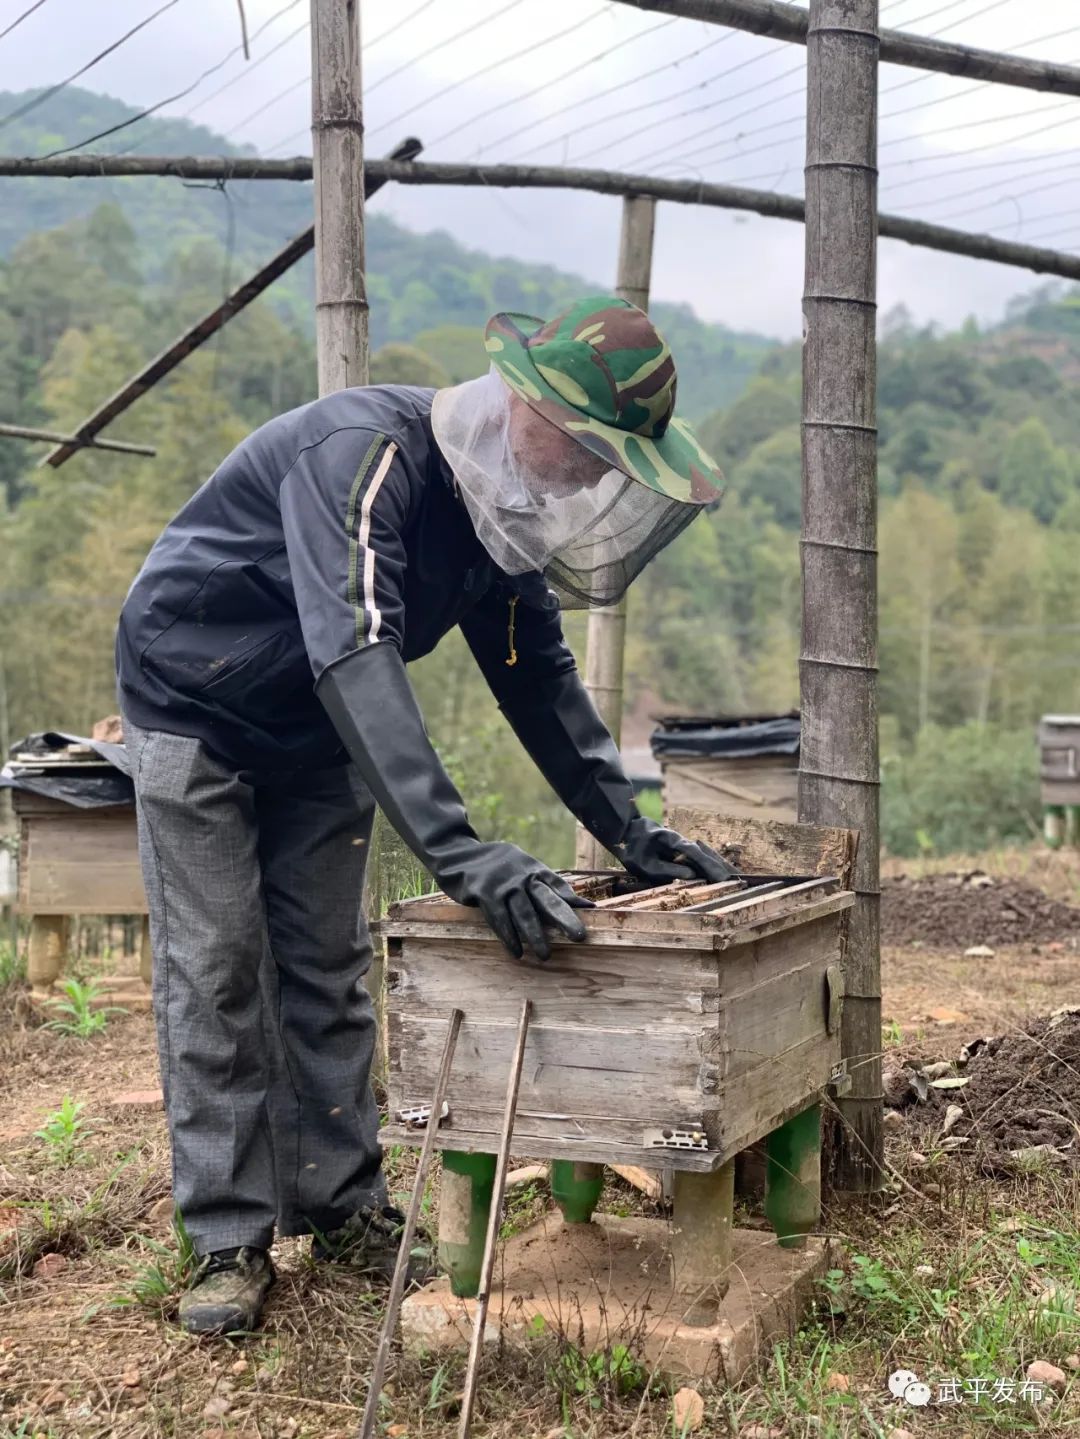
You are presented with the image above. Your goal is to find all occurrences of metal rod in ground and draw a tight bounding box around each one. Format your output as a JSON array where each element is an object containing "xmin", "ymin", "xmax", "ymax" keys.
[
  {"xmin": 458, "ymin": 998, "xmax": 532, "ymax": 1439},
  {"xmin": 357, "ymin": 1006, "xmax": 464, "ymax": 1439}
]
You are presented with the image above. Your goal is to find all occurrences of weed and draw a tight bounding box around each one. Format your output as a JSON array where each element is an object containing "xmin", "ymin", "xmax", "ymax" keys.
[
  {"xmin": 110, "ymin": 1213, "xmax": 196, "ymax": 1314},
  {"xmin": 550, "ymin": 1343, "xmax": 649, "ymax": 1410},
  {"xmin": 0, "ymin": 937, "xmax": 24, "ymax": 988},
  {"xmin": 1, "ymin": 1421, "xmax": 59, "ymax": 1439},
  {"xmin": 881, "ymin": 1017, "xmax": 904, "ymax": 1047},
  {"xmin": 34, "ymin": 1096, "xmax": 92, "ymax": 1168},
  {"xmin": 43, "ymin": 977, "xmax": 124, "ymax": 1038}
]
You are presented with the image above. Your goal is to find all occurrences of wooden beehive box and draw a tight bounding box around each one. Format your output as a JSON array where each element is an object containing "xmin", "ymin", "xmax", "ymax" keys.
[
  {"xmin": 379, "ymin": 868, "xmax": 852, "ymax": 1173},
  {"xmin": 13, "ymin": 791, "xmax": 146, "ymax": 915},
  {"xmin": 1038, "ymin": 715, "xmax": 1080, "ymax": 807},
  {"xmin": 652, "ymin": 713, "xmax": 800, "ymax": 823}
]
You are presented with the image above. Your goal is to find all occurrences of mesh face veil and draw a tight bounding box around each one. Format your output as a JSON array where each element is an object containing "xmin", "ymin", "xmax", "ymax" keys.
[{"xmin": 430, "ymin": 369, "xmax": 702, "ymax": 609}]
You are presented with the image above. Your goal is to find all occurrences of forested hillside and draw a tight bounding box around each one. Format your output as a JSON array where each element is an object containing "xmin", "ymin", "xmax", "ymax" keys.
[
  {"xmin": 2, "ymin": 87, "xmax": 1079, "ymax": 859},
  {"xmin": 0, "ymin": 88, "xmax": 774, "ymax": 419}
]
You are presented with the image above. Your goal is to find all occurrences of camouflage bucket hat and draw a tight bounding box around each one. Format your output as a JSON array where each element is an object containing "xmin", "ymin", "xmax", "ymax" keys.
[{"xmin": 484, "ymin": 294, "xmax": 724, "ymax": 504}]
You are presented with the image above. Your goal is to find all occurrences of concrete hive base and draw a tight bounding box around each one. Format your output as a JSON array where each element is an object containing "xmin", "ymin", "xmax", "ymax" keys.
[{"xmin": 400, "ymin": 1212, "xmax": 832, "ymax": 1382}]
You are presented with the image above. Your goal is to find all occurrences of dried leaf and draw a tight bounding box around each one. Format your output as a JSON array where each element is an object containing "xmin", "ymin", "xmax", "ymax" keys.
[
  {"xmin": 672, "ymin": 1387, "xmax": 705, "ymax": 1432},
  {"xmin": 929, "ymin": 1076, "xmax": 969, "ymax": 1090}
]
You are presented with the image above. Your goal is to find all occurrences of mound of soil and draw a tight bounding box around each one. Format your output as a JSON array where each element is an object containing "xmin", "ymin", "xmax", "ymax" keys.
[
  {"xmin": 896, "ymin": 1009, "xmax": 1080, "ymax": 1158},
  {"xmin": 881, "ymin": 872, "xmax": 1080, "ymax": 950}
]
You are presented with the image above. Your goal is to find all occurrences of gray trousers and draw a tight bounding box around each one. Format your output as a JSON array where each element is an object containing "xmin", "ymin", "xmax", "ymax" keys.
[{"xmin": 124, "ymin": 719, "xmax": 386, "ymax": 1253}]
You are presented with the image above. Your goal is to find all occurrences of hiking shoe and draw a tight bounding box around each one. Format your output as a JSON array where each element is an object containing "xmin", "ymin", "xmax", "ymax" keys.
[
  {"xmin": 178, "ymin": 1246, "xmax": 274, "ymax": 1336},
  {"xmin": 311, "ymin": 1204, "xmax": 436, "ymax": 1286}
]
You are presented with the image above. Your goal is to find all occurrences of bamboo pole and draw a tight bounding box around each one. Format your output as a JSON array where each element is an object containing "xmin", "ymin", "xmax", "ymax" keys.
[
  {"xmin": 311, "ymin": 0, "xmax": 366, "ymax": 394},
  {"xmin": 614, "ymin": 0, "xmax": 1080, "ymax": 97},
  {"xmin": 798, "ymin": 0, "xmax": 882, "ymax": 1193},
  {"xmin": 574, "ymin": 194, "xmax": 656, "ymax": 873},
  {"xmin": 0, "ymin": 422, "xmax": 154, "ymax": 456},
  {"xmin": 7, "ymin": 157, "xmax": 1080, "ymax": 287},
  {"xmin": 39, "ymin": 140, "xmax": 420, "ymax": 470}
]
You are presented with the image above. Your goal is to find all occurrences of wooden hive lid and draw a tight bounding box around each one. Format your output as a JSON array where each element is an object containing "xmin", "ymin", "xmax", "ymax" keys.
[{"xmin": 378, "ymin": 870, "xmax": 854, "ymax": 951}]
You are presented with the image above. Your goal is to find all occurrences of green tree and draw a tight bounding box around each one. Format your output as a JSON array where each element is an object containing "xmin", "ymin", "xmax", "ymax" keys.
[
  {"xmin": 370, "ymin": 343, "xmax": 449, "ymax": 389},
  {"xmin": 998, "ymin": 416, "xmax": 1072, "ymax": 523}
]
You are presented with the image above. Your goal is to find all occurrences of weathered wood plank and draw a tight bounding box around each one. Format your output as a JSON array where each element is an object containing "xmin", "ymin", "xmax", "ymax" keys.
[
  {"xmin": 379, "ymin": 1121, "xmax": 724, "ymax": 1172},
  {"xmin": 389, "ymin": 1014, "xmax": 706, "ymax": 1126},
  {"xmin": 19, "ymin": 810, "xmax": 146, "ymax": 913},
  {"xmin": 386, "ymin": 938, "xmax": 716, "ymax": 1027},
  {"xmin": 668, "ymin": 808, "xmax": 858, "ymax": 886},
  {"xmin": 714, "ymin": 1035, "xmax": 840, "ymax": 1157},
  {"xmin": 664, "ymin": 754, "xmax": 797, "ymax": 821}
]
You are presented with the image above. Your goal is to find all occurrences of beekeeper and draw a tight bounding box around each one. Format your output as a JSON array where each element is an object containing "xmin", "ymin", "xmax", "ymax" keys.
[{"xmin": 116, "ymin": 294, "xmax": 734, "ymax": 1335}]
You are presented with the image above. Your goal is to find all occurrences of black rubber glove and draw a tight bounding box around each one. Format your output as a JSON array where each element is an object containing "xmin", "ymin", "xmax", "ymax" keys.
[
  {"xmin": 609, "ymin": 816, "xmax": 737, "ymax": 884},
  {"xmin": 316, "ymin": 643, "xmax": 591, "ymax": 961},
  {"xmin": 497, "ymin": 667, "xmax": 740, "ymax": 885}
]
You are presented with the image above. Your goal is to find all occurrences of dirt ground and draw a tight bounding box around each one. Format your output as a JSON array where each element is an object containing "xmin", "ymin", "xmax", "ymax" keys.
[{"xmin": 3, "ymin": 849, "xmax": 1080, "ymax": 1437}]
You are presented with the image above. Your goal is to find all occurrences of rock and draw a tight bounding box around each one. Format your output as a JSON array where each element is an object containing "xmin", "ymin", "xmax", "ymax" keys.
[
  {"xmin": 1065, "ymin": 1354, "xmax": 1079, "ymax": 1370},
  {"xmin": 966, "ymin": 873, "xmax": 995, "ymax": 889},
  {"xmin": 922, "ymin": 1183, "xmax": 942, "ymax": 1199},
  {"xmin": 914, "ymin": 1264, "xmax": 934, "ymax": 1278},
  {"xmin": 108, "ymin": 1089, "xmax": 164, "ymax": 1112},
  {"xmin": 672, "ymin": 1388, "xmax": 705, "ymax": 1432},
  {"xmin": 202, "ymin": 1394, "xmax": 232, "ymax": 1421},
  {"xmin": 908, "ymin": 1150, "xmax": 928, "ymax": 1166},
  {"xmin": 942, "ymin": 1104, "xmax": 965, "ymax": 1135},
  {"xmin": 91, "ymin": 715, "xmax": 124, "ymax": 744},
  {"xmin": 1026, "ymin": 1360, "xmax": 1066, "ymax": 1393},
  {"xmin": 882, "ymin": 1110, "xmax": 905, "ymax": 1133},
  {"xmin": 887, "ymin": 1429, "xmax": 917, "ymax": 1439},
  {"xmin": 148, "ymin": 1197, "xmax": 174, "ymax": 1224},
  {"xmin": 1009, "ymin": 1144, "xmax": 1067, "ymax": 1166},
  {"xmin": 929, "ymin": 1076, "xmax": 969, "ymax": 1090},
  {"xmin": 921, "ymin": 1061, "xmax": 955, "ymax": 1080},
  {"xmin": 32, "ymin": 1252, "xmax": 68, "ymax": 1280},
  {"xmin": 120, "ymin": 1367, "xmax": 141, "ymax": 1388},
  {"xmin": 229, "ymin": 1358, "xmax": 248, "ymax": 1375},
  {"xmin": 824, "ymin": 1372, "xmax": 850, "ymax": 1392},
  {"xmin": 740, "ymin": 1427, "xmax": 781, "ymax": 1439},
  {"xmin": 964, "ymin": 944, "xmax": 996, "ymax": 958},
  {"xmin": 387, "ymin": 1427, "xmax": 408, "ymax": 1438}
]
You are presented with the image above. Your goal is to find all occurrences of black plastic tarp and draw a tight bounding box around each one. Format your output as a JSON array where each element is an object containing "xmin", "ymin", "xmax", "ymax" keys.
[
  {"xmin": 1, "ymin": 731, "xmax": 133, "ymax": 809},
  {"xmin": 650, "ymin": 712, "xmax": 800, "ymax": 761}
]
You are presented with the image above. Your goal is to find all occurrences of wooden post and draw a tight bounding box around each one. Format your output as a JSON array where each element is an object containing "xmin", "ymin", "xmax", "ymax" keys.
[
  {"xmin": 310, "ymin": 0, "xmax": 367, "ymax": 394},
  {"xmin": 574, "ymin": 194, "xmax": 657, "ymax": 871},
  {"xmin": 670, "ymin": 1160, "xmax": 735, "ymax": 1325},
  {"xmin": 799, "ymin": 0, "xmax": 882, "ymax": 1192}
]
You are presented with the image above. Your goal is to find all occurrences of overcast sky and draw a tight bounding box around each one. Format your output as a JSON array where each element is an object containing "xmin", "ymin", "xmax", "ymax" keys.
[{"xmin": 4, "ymin": 0, "xmax": 1080, "ymax": 338}]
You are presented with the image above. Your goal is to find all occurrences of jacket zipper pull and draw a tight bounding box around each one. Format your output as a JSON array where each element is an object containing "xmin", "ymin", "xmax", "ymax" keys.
[{"xmin": 506, "ymin": 595, "xmax": 519, "ymax": 667}]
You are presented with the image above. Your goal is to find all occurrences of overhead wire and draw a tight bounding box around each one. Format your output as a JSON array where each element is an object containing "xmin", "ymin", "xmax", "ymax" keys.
[
  {"xmin": 422, "ymin": 14, "xmax": 677, "ymax": 151},
  {"xmin": 369, "ymin": 3, "xmax": 614, "ymax": 139},
  {"xmin": 263, "ymin": 0, "xmax": 534, "ymax": 153},
  {"xmin": 0, "ymin": 0, "xmax": 180, "ymax": 131},
  {"xmin": 182, "ymin": 16, "xmax": 309, "ymax": 122},
  {"xmin": 367, "ymin": 0, "xmax": 529, "ymax": 97},
  {"xmin": 505, "ymin": 40, "xmax": 787, "ymax": 166},
  {"xmin": 367, "ymin": 0, "xmax": 440, "ymax": 49},
  {"xmin": 33, "ymin": 0, "xmax": 310, "ymax": 158},
  {"xmin": 0, "ymin": 0, "xmax": 47, "ymax": 44},
  {"xmin": 489, "ymin": 26, "xmax": 737, "ymax": 162},
  {"xmin": 655, "ymin": 18, "xmax": 1080, "ymax": 191}
]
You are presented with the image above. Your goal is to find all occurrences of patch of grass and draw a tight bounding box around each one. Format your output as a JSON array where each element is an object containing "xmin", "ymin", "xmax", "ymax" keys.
[
  {"xmin": 110, "ymin": 1215, "xmax": 196, "ymax": 1316},
  {"xmin": 0, "ymin": 936, "xmax": 24, "ymax": 988},
  {"xmin": 42, "ymin": 977, "xmax": 124, "ymax": 1038},
  {"xmin": 34, "ymin": 1095, "xmax": 92, "ymax": 1168}
]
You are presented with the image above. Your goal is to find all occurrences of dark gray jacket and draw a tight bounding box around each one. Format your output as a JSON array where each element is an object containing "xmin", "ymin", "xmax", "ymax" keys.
[{"xmin": 117, "ymin": 385, "xmax": 574, "ymax": 767}]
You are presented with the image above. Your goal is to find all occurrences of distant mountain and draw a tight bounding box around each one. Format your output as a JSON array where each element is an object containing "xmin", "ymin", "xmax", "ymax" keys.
[{"xmin": 0, "ymin": 87, "xmax": 777, "ymax": 417}]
